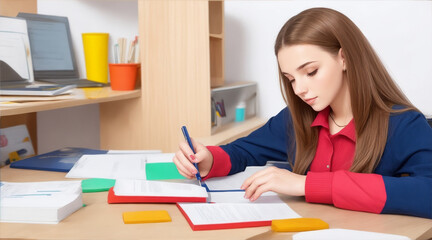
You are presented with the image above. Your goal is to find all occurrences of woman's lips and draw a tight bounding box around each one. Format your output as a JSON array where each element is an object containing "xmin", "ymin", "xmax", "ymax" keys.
[{"xmin": 304, "ymin": 97, "xmax": 317, "ymax": 105}]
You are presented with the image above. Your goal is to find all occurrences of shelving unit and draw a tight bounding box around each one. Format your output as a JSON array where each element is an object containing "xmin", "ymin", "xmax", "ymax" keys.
[
  {"xmin": 211, "ymin": 81, "xmax": 258, "ymax": 133},
  {"xmin": 99, "ymin": 0, "xmax": 265, "ymax": 153},
  {"xmin": 209, "ymin": 1, "xmax": 224, "ymax": 87},
  {"xmin": 0, "ymin": 0, "xmax": 39, "ymax": 152},
  {"xmin": 1, "ymin": 0, "xmax": 265, "ymax": 153}
]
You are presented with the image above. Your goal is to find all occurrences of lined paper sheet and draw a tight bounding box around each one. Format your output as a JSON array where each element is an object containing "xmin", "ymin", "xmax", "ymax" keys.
[
  {"xmin": 66, "ymin": 154, "xmax": 147, "ymax": 179},
  {"xmin": 65, "ymin": 153, "xmax": 175, "ymax": 179},
  {"xmin": 178, "ymin": 202, "xmax": 300, "ymax": 225},
  {"xmin": 107, "ymin": 150, "xmax": 162, "ymax": 154},
  {"xmin": 205, "ymin": 166, "xmax": 266, "ymax": 191},
  {"xmin": 208, "ymin": 191, "xmax": 284, "ymax": 203},
  {"xmin": 114, "ymin": 179, "xmax": 207, "ymax": 198}
]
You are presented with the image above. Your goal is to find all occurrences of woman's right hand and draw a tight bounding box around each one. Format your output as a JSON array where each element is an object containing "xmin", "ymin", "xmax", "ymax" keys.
[{"xmin": 172, "ymin": 138, "xmax": 214, "ymax": 179}]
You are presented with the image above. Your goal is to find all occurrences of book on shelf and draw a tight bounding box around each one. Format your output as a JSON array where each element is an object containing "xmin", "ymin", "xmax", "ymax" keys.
[
  {"xmin": 0, "ymin": 181, "xmax": 83, "ymax": 224},
  {"xmin": 0, "ymin": 84, "xmax": 76, "ymax": 96},
  {"xmin": 0, "ymin": 124, "xmax": 35, "ymax": 167}
]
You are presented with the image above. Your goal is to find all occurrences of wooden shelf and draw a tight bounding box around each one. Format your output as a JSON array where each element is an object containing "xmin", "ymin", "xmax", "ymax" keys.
[
  {"xmin": 197, "ymin": 117, "xmax": 266, "ymax": 146},
  {"xmin": 209, "ymin": 1, "xmax": 224, "ymax": 88},
  {"xmin": 211, "ymin": 81, "xmax": 256, "ymax": 92},
  {"xmin": 210, "ymin": 33, "xmax": 223, "ymax": 39},
  {"xmin": 210, "ymin": 37, "xmax": 224, "ymax": 87},
  {"xmin": 0, "ymin": 88, "xmax": 141, "ymax": 116},
  {"xmin": 209, "ymin": 1, "xmax": 224, "ymax": 35}
]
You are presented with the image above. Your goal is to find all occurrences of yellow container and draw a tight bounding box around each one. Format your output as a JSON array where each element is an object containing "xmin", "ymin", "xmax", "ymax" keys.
[{"xmin": 82, "ymin": 33, "xmax": 109, "ymax": 83}]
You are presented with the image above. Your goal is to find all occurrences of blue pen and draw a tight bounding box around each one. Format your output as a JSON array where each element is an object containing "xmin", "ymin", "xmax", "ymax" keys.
[{"xmin": 181, "ymin": 126, "xmax": 203, "ymax": 186}]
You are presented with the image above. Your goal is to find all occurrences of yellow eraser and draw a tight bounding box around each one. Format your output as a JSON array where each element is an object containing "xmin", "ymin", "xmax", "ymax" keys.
[
  {"xmin": 271, "ymin": 218, "xmax": 329, "ymax": 232},
  {"xmin": 122, "ymin": 210, "xmax": 171, "ymax": 224}
]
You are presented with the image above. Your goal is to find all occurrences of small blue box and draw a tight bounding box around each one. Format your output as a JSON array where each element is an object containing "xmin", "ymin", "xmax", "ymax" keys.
[{"xmin": 235, "ymin": 103, "xmax": 246, "ymax": 122}]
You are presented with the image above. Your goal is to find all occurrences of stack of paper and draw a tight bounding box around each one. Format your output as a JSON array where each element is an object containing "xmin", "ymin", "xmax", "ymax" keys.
[{"xmin": 0, "ymin": 181, "xmax": 83, "ymax": 224}]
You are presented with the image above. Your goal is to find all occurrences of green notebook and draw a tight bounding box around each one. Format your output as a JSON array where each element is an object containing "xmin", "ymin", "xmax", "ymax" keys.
[
  {"xmin": 146, "ymin": 162, "xmax": 186, "ymax": 180},
  {"xmin": 81, "ymin": 178, "xmax": 116, "ymax": 193}
]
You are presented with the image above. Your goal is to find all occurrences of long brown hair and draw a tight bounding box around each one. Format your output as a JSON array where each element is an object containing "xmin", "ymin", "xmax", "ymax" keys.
[{"xmin": 275, "ymin": 8, "xmax": 417, "ymax": 174}]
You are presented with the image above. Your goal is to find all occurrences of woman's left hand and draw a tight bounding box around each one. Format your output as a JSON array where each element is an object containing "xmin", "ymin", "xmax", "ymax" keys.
[{"xmin": 241, "ymin": 166, "xmax": 306, "ymax": 202}]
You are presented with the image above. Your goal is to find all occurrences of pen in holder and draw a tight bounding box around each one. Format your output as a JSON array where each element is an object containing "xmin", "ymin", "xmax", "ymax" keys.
[
  {"xmin": 109, "ymin": 63, "xmax": 140, "ymax": 91},
  {"xmin": 211, "ymin": 98, "xmax": 225, "ymax": 128}
]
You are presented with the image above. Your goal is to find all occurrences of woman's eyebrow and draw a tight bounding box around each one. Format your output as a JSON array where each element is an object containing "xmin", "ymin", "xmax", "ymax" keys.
[
  {"xmin": 282, "ymin": 61, "xmax": 317, "ymax": 76},
  {"xmin": 296, "ymin": 61, "xmax": 316, "ymax": 71}
]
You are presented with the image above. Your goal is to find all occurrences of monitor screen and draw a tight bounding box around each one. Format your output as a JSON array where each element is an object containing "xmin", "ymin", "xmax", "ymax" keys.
[
  {"xmin": 26, "ymin": 20, "xmax": 74, "ymax": 71},
  {"xmin": 17, "ymin": 12, "xmax": 79, "ymax": 79}
]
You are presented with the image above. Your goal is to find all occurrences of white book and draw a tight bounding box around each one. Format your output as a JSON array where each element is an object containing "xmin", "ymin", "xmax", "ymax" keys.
[
  {"xmin": 0, "ymin": 181, "xmax": 82, "ymax": 224},
  {"xmin": 293, "ymin": 229, "xmax": 411, "ymax": 240},
  {"xmin": 177, "ymin": 202, "xmax": 300, "ymax": 231},
  {"xmin": 108, "ymin": 179, "xmax": 208, "ymax": 204},
  {"xmin": 114, "ymin": 179, "xmax": 208, "ymax": 198}
]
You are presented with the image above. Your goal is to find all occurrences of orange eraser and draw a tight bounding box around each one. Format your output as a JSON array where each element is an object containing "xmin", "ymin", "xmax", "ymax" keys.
[
  {"xmin": 122, "ymin": 210, "xmax": 171, "ymax": 224},
  {"xmin": 271, "ymin": 218, "xmax": 329, "ymax": 232}
]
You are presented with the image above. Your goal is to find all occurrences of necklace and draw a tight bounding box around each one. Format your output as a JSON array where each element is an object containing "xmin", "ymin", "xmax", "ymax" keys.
[{"xmin": 329, "ymin": 113, "xmax": 348, "ymax": 128}]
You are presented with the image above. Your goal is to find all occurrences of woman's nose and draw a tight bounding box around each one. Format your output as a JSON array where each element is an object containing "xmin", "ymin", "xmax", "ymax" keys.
[{"xmin": 293, "ymin": 79, "xmax": 308, "ymax": 96}]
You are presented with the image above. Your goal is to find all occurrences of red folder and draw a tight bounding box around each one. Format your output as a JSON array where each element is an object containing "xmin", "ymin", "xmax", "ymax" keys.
[
  {"xmin": 107, "ymin": 187, "xmax": 207, "ymax": 204},
  {"xmin": 176, "ymin": 203, "xmax": 271, "ymax": 231}
]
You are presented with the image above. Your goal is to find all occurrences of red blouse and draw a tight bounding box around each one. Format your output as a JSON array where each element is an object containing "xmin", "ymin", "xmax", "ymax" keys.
[
  {"xmin": 205, "ymin": 107, "xmax": 387, "ymax": 213},
  {"xmin": 305, "ymin": 107, "xmax": 386, "ymax": 213}
]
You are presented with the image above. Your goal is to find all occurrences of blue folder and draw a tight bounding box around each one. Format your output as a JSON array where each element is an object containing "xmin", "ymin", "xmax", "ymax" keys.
[{"xmin": 10, "ymin": 147, "xmax": 107, "ymax": 172}]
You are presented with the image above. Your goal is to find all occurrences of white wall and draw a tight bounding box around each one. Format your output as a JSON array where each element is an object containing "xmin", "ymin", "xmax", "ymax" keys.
[
  {"xmin": 225, "ymin": 1, "xmax": 432, "ymax": 118},
  {"xmin": 36, "ymin": 0, "xmax": 138, "ymax": 153},
  {"xmin": 36, "ymin": 1, "xmax": 432, "ymax": 153},
  {"xmin": 37, "ymin": 0, "xmax": 139, "ymax": 77}
]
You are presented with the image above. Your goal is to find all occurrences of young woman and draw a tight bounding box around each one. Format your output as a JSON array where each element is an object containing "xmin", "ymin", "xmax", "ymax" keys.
[{"xmin": 173, "ymin": 8, "xmax": 432, "ymax": 219}]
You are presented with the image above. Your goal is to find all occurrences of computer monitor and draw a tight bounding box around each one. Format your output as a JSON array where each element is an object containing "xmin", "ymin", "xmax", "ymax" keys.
[
  {"xmin": 17, "ymin": 12, "xmax": 79, "ymax": 80},
  {"xmin": 17, "ymin": 12, "xmax": 104, "ymax": 87}
]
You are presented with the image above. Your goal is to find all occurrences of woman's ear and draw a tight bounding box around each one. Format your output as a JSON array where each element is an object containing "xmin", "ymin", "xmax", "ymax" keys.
[{"xmin": 339, "ymin": 48, "xmax": 346, "ymax": 71}]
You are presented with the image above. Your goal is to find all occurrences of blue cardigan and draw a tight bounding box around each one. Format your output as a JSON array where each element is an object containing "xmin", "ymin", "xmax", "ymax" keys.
[{"xmin": 220, "ymin": 107, "xmax": 432, "ymax": 219}]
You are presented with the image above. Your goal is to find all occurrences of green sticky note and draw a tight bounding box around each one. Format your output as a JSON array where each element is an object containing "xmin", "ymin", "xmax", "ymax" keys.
[
  {"xmin": 146, "ymin": 162, "xmax": 186, "ymax": 180},
  {"xmin": 81, "ymin": 178, "xmax": 116, "ymax": 193}
]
